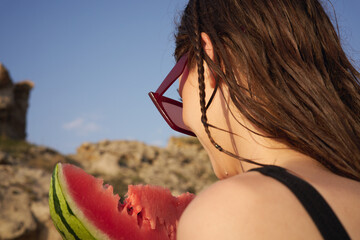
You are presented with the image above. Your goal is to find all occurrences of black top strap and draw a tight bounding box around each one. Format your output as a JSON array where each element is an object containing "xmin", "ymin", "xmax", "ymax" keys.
[{"xmin": 249, "ymin": 165, "xmax": 350, "ymax": 240}]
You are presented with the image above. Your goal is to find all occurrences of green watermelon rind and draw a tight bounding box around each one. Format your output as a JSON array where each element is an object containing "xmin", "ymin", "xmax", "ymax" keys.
[
  {"xmin": 49, "ymin": 163, "xmax": 97, "ymax": 240},
  {"xmin": 56, "ymin": 163, "xmax": 112, "ymax": 240}
]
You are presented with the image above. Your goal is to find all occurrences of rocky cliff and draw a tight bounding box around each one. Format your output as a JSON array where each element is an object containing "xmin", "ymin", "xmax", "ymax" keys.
[
  {"xmin": 73, "ymin": 137, "xmax": 216, "ymax": 196},
  {"xmin": 0, "ymin": 137, "xmax": 216, "ymax": 240}
]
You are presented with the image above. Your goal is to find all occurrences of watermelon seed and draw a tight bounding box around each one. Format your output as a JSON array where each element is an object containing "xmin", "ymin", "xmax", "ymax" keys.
[
  {"xmin": 127, "ymin": 207, "xmax": 133, "ymax": 215},
  {"xmin": 118, "ymin": 201, "xmax": 124, "ymax": 212},
  {"xmin": 137, "ymin": 211, "xmax": 143, "ymax": 228}
]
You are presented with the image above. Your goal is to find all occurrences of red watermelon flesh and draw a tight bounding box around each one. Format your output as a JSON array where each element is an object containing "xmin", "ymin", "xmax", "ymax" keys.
[{"xmin": 59, "ymin": 163, "xmax": 195, "ymax": 240}]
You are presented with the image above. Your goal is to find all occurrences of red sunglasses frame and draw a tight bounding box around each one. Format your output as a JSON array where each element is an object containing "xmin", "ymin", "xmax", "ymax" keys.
[{"xmin": 148, "ymin": 55, "xmax": 196, "ymax": 137}]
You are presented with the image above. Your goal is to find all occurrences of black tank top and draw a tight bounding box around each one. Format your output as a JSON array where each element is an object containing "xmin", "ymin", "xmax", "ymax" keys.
[{"xmin": 249, "ymin": 165, "xmax": 351, "ymax": 240}]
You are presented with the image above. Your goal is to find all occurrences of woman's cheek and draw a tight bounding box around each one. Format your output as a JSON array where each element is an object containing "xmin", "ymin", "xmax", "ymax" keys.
[{"xmin": 182, "ymin": 98, "xmax": 196, "ymax": 132}]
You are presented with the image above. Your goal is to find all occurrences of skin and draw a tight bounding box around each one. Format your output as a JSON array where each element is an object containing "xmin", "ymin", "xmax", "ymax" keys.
[{"xmin": 177, "ymin": 33, "xmax": 360, "ymax": 239}]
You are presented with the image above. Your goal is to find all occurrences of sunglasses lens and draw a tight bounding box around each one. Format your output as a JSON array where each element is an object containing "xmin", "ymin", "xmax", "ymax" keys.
[{"xmin": 162, "ymin": 101, "xmax": 189, "ymax": 131}]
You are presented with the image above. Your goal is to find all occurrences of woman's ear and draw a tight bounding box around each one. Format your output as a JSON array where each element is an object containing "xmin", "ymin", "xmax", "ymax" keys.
[
  {"xmin": 201, "ymin": 32, "xmax": 217, "ymax": 88},
  {"xmin": 201, "ymin": 32, "xmax": 214, "ymax": 61}
]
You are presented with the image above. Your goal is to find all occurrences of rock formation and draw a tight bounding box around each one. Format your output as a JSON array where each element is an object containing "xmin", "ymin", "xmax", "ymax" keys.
[
  {"xmin": 0, "ymin": 136, "xmax": 216, "ymax": 240},
  {"xmin": 0, "ymin": 140, "xmax": 73, "ymax": 240},
  {"xmin": 74, "ymin": 136, "xmax": 217, "ymax": 196},
  {"xmin": 0, "ymin": 63, "xmax": 33, "ymax": 140}
]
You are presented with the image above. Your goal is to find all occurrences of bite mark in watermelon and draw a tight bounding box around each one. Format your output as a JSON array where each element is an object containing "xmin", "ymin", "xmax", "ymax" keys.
[{"xmin": 49, "ymin": 163, "xmax": 195, "ymax": 240}]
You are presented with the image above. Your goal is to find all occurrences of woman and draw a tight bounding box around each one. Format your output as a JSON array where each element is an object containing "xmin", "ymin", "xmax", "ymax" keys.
[{"xmin": 149, "ymin": 0, "xmax": 360, "ymax": 239}]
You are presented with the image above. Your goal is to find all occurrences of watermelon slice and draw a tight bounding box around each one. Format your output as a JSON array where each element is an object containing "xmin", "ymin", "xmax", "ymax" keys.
[{"xmin": 49, "ymin": 163, "xmax": 195, "ymax": 240}]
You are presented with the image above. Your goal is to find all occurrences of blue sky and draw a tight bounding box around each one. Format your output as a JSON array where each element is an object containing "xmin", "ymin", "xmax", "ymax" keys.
[{"xmin": 0, "ymin": 0, "xmax": 359, "ymax": 154}]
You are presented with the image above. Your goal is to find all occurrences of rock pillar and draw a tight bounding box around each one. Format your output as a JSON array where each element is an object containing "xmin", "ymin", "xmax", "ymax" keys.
[{"xmin": 0, "ymin": 63, "xmax": 33, "ymax": 140}]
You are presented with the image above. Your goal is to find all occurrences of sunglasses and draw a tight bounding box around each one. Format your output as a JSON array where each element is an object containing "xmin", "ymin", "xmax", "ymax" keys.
[{"xmin": 148, "ymin": 55, "xmax": 196, "ymax": 137}]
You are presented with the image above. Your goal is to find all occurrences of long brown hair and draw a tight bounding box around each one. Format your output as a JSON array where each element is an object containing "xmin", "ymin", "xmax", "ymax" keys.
[{"xmin": 174, "ymin": 0, "xmax": 360, "ymax": 181}]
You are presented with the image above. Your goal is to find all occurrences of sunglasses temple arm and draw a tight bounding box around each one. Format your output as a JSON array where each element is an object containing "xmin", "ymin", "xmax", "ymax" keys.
[
  {"xmin": 155, "ymin": 78, "xmax": 174, "ymax": 95},
  {"xmin": 155, "ymin": 55, "xmax": 188, "ymax": 95}
]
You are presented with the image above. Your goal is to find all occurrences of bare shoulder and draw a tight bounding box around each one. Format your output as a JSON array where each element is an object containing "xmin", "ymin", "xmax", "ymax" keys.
[{"xmin": 177, "ymin": 171, "xmax": 322, "ymax": 240}]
